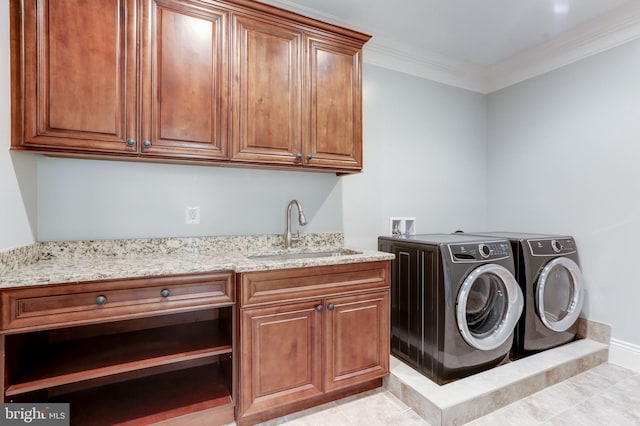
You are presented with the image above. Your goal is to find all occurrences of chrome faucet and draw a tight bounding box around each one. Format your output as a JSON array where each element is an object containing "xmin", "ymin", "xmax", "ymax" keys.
[{"xmin": 285, "ymin": 199, "xmax": 308, "ymax": 249}]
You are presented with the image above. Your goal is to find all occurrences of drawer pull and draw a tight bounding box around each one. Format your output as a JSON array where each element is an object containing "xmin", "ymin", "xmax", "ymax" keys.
[
  {"xmin": 327, "ymin": 303, "xmax": 335, "ymax": 311},
  {"xmin": 95, "ymin": 295, "xmax": 107, "ymax": 305},
  {"xmin": 160, "ymin": 289, "xmax": 170, "ymax": 298},
  {"xmin": 315, "ymin": 305, "xmax": 323, "ymax": 312}
]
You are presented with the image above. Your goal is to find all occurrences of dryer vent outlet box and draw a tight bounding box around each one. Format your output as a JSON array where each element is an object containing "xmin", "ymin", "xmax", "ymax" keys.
[{"xmin": 390, "ymin": 217, "xmax": 415, "ymax": 236}]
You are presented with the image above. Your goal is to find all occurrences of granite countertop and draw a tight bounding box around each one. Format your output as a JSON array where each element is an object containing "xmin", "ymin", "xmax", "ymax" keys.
[{"xmin": 0, "ymin": 233, "xmax": 394, "ymax": 289}]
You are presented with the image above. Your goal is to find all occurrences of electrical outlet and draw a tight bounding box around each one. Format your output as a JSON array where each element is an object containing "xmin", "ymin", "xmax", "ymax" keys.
[{"xmin": 185, "ymin": 206, "xmax": 200, "ymax": 225}]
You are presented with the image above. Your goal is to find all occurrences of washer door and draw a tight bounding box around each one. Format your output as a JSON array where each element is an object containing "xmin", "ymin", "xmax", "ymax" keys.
[
  {"xmin": 536, "ymin": 257, "xmax": 584, "ymax": 332},
  {"xmin": 456, "ymin": 264, "xmax": 524, "ymax": 351}
]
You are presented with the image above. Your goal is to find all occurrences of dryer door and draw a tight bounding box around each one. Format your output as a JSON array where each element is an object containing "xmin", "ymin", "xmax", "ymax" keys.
[
  {"xmin": 536, "ymin": 257, "xmax": 584, "ymax": 332},
  {"xmin": 456, "ymin": 264, "xmax": 524, "ymax": 351}
]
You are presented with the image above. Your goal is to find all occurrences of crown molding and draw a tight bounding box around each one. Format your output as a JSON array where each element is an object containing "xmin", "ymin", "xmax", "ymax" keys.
[
  {"xmin": 260, "ymin": 0, "xmax": 640, "ymax": 94},
  {"xmin": 485, "ymin": 1, "xmax": 640, "ymax": 93}
]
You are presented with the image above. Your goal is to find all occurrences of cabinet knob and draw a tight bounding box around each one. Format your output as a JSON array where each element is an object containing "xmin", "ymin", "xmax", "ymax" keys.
[
  {"xmin": 143, "ymin": 140, "xmax": 152, "ymax": 148},
  {"xmin": 96, "ymin": 295, "xmax": 107, "ymax": 305},
  {"xmin": 160, "ymin": 289, "xmax": 170, "ymax": 298},
  {"xmin": 126, "ymin": 138, "xmax": 135, "ymax": 147},
  {"xmin": 327, "ymin": 303, "xmax": 335, "ymax": 311},
  {"xmin": 315, "ymin": 305, "xmax": 323, "ymax": 312},
  {"xmin": 296, "ymin": 153, "xmax": 303, "ymax": 161},
  {"xmin": 306, "ymin": 154, "xmax": 313, "ymax": 161}
]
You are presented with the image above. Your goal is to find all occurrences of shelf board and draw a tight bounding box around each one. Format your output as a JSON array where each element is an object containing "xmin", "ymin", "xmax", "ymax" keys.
[
  {"xmin": 50, "ymin": 364, "xmax": 233, "ymax": 426},
  {"xmin": 6, "ymin": 320, "xmax": 231, "ymax": 397}
]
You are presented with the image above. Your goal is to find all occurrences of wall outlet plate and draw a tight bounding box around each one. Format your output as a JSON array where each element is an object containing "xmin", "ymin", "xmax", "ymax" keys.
[{"xmin": 185, "ymin": 206, "xmax": 200, "ymax": 225}]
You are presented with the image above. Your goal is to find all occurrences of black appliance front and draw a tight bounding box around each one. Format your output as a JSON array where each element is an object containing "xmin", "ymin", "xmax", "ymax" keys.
[{"xmin": 378, "ymin": 235, "xmax": 522, "ymax": 385}]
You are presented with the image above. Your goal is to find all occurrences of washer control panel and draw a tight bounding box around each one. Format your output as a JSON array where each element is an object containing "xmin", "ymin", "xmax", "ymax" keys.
[
  {"xmin": 527, "ymin": 238, "xmax": 576, "ymax": 256},
  {"xmin": 449, "ymin": 241, "xmax": 511, "ymax": 262}
]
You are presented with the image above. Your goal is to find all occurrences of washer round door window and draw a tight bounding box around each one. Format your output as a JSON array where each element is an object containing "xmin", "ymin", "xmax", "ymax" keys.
[
  {"xmin": 536, "ymin": 257, "xmax": 584, "ymax": 332},
  {"xmin": 456, "ymin": 264, "xmax": 524, "ymax": 351}
]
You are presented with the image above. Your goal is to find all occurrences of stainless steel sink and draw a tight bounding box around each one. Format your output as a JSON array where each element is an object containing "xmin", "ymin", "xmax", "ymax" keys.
[{"xmin": 248, "ymin": 249, "xmax": 361, "ymax": 261}]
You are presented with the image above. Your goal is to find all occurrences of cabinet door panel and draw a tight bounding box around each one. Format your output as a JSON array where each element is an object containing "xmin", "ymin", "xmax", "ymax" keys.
[
  {"xmin": 232, "ymin": 14, "xmax": 302, "ymax": 164},
  {"xmin": 240, "ymin": 301, "xmax": 322, "ymax": 415},
  {"xmin": 142, "ymin": 0, "xmax": 228, "ymax": 159},
  {"xmin": 324, "ymin": 291, "xmax": 390, "ymax": 392},
  {"xmin": 21, "ymin": 0, "xmax": 136, "ymax": 152},
  {"xmin": 306, "ymin": 36, "xmax": 362, "ymax": 170}
]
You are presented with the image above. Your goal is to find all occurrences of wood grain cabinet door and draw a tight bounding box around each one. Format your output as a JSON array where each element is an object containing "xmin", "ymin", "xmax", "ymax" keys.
[
  {"xmin": 305, "ymin": 35, "xmax": 363, "ymax": 171},
  {"xmin": 140, "ymin": 0, "xmax": 229, "ymax": 159},
  {"xmin": 324, "ymin": 290, "xmax": 390, "ymax": 392},
  {"xmin": 231, "ymin": 14, "xmax": 303, "ymax": 165},
  {"xmin": 240, "ymin": 300, "xmax": 323, "ymax": 415},
  {"xmin": 17, "ymin": 0, "xmax": 137, "ymax": 153}
]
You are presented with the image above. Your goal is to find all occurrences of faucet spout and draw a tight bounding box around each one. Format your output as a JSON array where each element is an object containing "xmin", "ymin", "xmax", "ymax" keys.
[{"xmin": 285, "ymin": 199, "xmax": 307, "ymax": 249}]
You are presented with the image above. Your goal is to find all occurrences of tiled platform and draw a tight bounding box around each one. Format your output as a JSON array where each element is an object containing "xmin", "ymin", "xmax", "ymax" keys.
[{"xmin": 385, "ymin": 339, "xmax": 608, "ymax": 425}]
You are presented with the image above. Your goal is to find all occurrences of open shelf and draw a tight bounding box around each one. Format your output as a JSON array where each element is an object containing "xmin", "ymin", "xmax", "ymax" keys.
[
  {"xmin": 48, "ymin": 363, "xmax": 233, "ymax": 426},
  {"xmin": 6, "ymin": 319, "xmax": 231, "ymax": 397}
]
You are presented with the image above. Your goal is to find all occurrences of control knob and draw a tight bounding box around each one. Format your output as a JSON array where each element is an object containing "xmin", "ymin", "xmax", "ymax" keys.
[
  {"xmin": 479, "ymin": 244, "xmax": 491, "ymax": 258},
  {"xmin": 551, "ymin": 240, "xmax": 562, "ymax": 253}
]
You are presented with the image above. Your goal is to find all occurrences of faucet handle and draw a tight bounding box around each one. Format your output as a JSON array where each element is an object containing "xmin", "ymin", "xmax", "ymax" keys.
[{"xmin": 291, "ymin": 230, "xmax": 303, "ymax": 242}]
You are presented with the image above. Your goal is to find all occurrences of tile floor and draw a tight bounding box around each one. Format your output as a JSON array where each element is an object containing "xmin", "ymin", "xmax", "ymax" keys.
[{"xmin": 256, "ymin": 363, "xmax": 640, "ymax": 426}]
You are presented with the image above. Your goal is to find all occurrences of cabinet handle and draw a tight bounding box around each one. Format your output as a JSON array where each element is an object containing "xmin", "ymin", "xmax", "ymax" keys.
[
  {"xmin": 306, "ymin": 154, "xmax": 313, "ymax": 161},
  {"xmin": 160, "ymin": 289, "xmax": 170, "ymax": 298},
  {"xmin": 327, "ymin": 303, "xmax": 335, "ymax": 311},
  {"xmin": 296, "ymin": 153, "xmax": 303, "ymax": 161},
  {"xmin": 315, "ymin": 305, "xmax": 323, "ymax": 312},
  {"xmin": 143, "ymin": 140, "xmax": 152, "ymax": 148},
  {"xmin": 96, "ymin": 295, "xmax": 107, "ymax": 305},
  {"xmin": 126, "ymin": 138, "xmax": 135, "ymax": 147}
]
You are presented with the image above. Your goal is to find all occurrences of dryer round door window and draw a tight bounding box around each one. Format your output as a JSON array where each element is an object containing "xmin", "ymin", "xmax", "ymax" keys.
[
  {"xmin": 456, "ymin": 264, "xmax": 524, "ymax": 351},
  {"xmin": 536, "ymin": 257, "xmax": 584, "ymax": 332}
]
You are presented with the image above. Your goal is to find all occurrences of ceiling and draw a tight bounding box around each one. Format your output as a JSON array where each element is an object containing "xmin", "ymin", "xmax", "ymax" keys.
[{"xmin": 258, "ymin": 0, "xmax": 640, "ymax": 93}]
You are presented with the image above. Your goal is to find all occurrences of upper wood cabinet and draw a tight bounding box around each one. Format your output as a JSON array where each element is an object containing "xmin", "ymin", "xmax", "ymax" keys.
[
  {"xmin": 12, "ymin": 0, "xmax": 137, "ymax": 153},
  {"xmin": 140, "ymin": 0, "xmax": 229, "ymax": 159},
  {"xmin": 230, "ymin": 12, "xmax": 367, "ymax": 171},
  {"xmin": 306, "ymin": 34, "xmax": 363, "ymax": 170},
  {"xmin": 10, "ymin": 0, "xmax": 370, "ymax": 173},
  {"xmin": 231, "ymin": 13, "xmax": 303, "ymax": 165}
]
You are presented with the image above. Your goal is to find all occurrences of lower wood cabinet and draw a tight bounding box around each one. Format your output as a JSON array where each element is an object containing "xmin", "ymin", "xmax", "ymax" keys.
[
  {"xmin": 0, "ymin": 271, "xmax": 235, "ymax": 426},
  {"xmin": 237, "ymin": 261, "xmax": 390, "ymax": 425}
]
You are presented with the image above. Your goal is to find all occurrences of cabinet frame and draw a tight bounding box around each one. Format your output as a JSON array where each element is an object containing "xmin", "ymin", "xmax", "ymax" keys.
[
  {"xmin": 0, "ymin": 271, "xmax": 236, "ymax": 426},
  {"xmin": 10, "ymin": 0, "xmax": 370, "ymax": 173},
  {"xmin": 237, "ymin": 261, "xmax": 390, "ymax": 425}
]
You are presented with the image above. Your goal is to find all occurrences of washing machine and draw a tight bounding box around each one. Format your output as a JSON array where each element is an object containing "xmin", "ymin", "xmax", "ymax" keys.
[
  {"xmin": 467, "ymin": 232, "xmax": 584, "ymax": 359},
  {"xmin": 378, "ymin": 234, "xmax": 524, "ymax": 384}
]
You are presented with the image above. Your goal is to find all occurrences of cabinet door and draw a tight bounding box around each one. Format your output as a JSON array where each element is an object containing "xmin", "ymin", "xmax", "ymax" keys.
[
  {"xmin": 324, "ymin": 291, "xmax": 390, "ymax": 392},
  {"xmin": 231, "ymin": 14, "xmax": 303, "ymax": 165},
  {"xmin": 305, "ymin": 35, "xmax": 363, "ymax": 171},
  {"xmin": 140, "ymin": 0, "xmax": 228, "ymax": 159},
  {"xmin": 239, "ymin": 301, "xmax": 322, "ymax": 415},
  {"xmin": 18, "ymin": 0, "xmax": 136, "ymax": 153}
]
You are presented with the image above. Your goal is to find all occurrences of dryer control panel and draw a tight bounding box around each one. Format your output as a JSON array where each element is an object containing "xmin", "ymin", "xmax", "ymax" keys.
[
  {"xmin": 527, "ymin": 238, "xmax": 577, "ymax": 256},
  {"xmin": 449, "ymin": 241, "xmax": 511, "ymax": 263}
]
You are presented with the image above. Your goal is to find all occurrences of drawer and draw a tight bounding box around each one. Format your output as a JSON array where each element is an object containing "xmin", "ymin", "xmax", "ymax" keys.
[
  {"xmin": 1, "ymin": 272, "xmax": 234, "ymax": 332},
  {"xmin": 239, "ymin": 261, "xmax": 390, "ymax": 307}
]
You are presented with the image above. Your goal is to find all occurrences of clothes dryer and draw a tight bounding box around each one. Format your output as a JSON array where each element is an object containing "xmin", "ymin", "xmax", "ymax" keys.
[
  {"xmin": 467, "ymin": 232, "xmax": 584, "ymax": 358},
  {"xmin": 378, "ymin": 234, "xmax": 523, "ymax": 384}
]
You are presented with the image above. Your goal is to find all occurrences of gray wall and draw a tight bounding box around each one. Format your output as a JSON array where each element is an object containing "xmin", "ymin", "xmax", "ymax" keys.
[
  {"xmin": 342, "ymin": 65, "xmax": 489, "ymax": 249},
  {"xmin": 487, "ymin": 38, "xmax": 640, "ymax": 345},
  {"xmin": 36, "ymin": 158, "xmax": 342, "ymax": 240},
  {"xmin": 0, "ymin": 5, "xmax": 37, "ymax": 251}
]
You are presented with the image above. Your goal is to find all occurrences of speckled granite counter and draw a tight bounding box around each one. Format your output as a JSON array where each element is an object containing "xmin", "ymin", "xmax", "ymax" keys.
[{"xmin": 0, "ymin": 233, "xmax": 394, "ymax": 289}]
